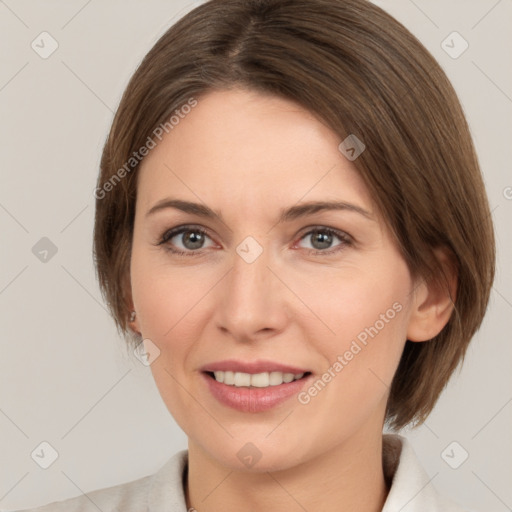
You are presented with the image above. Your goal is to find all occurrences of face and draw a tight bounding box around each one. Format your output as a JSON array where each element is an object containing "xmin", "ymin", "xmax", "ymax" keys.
[{"xmin": 130, "ymin": 88, "xmax": 418, "ymax": 471}]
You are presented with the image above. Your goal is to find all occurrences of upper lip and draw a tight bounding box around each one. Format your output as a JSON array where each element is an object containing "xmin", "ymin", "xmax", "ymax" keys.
[{"xmin": 200, "ymin": 359, "xmax": 311, "ymax": 374}]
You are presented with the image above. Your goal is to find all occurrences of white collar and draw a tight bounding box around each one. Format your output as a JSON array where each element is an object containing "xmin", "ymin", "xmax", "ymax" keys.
[{"xmin": 381, "ymin": 434, "xmax": 466, "ymax": 511}]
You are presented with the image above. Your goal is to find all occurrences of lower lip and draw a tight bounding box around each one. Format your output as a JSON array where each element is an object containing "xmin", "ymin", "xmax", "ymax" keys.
[{"xmin": 202, "ymin": 372, "xmax": 312, "ymax": 412}]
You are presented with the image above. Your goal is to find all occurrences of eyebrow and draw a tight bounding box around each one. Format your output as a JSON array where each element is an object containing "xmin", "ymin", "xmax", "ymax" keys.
[{"xmin": 145, "ymin": 198, "xmax": 374, "ymax": 223}]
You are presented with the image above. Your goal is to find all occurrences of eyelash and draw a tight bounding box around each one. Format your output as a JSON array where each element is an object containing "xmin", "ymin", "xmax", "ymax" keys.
[{"xmin": 156, "ymin": 225, "xmax": 352, "ymax": 257}]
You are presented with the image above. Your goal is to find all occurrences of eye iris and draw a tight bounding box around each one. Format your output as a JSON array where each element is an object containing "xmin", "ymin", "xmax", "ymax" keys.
[
  {"xmin": 311, "ymin": 230, "xmax": 332, "ymax": 250},
  {"xmin": 183, "ymin": 230, "xmax": 204, "ymax": 249}
]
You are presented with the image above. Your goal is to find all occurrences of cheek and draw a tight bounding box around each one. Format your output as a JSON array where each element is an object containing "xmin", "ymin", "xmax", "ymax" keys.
[
  {"xmin": 302, "ymin": 260, "xmax": 411, "ymax": 381},
  {"xmin": 290, "ymin": 272, "xmax": 411, "ymax": 440},
  {"xmin": 130, "ymin": 246, "xmax": 215, "ymax": 339},
  {"xmin": 129, "ymin": 252, "xmax": 216, "ymax": 423},
  {"xmin": 290, "ymin": 260, "xmax": 412, "ymax": 353},
  {"xmin": 292, "ymin": 258, "xmax": 412, "ymax": 415}
]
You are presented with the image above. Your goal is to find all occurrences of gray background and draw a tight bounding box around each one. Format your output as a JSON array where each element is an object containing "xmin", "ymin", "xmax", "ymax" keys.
[{"xmin": 0, "ymin": 0, "xmax": 511, "ymax": 510}]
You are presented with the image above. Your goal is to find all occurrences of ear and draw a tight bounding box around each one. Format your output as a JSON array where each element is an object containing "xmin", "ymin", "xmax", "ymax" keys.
[
  {"xmin": 123, "ymin": 271, "xmax": 141, "ymax": 335},
  {"xmin": 126, "ymin": 303, "xmax": 141, "ymax": 336},
  {"xmin": 407, "ymin": 247, "xmax": 458, "ymax": 342}
]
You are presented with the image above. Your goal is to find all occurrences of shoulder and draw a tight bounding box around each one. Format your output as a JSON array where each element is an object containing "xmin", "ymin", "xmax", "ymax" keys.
[
  {"xmin": 382, "ymin": 434, "xmax": 474, "ymax": 512},
  {"xmin": 9, "ymin": 450, "xmax": 189, "ymax": 512}
]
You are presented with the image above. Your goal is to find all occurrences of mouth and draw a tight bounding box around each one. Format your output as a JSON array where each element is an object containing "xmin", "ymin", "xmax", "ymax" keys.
[
  {"xmin": 200, "ymin": 363, "xmax": 314, "ymax": 412},
  {"xmin": 204, "ymin": 370, "xmax": 311, "ymax": 388}
]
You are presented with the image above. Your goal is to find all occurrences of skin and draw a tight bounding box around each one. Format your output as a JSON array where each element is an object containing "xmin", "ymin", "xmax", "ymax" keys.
[{"xmin": 128, "ymin": 88, "xmax": 455, "ymax": 512}]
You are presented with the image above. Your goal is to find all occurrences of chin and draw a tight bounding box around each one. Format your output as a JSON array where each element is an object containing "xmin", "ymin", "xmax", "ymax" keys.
[{"xmin": 194, "ymin": 433, "xmax": 310, "ymax": 474}]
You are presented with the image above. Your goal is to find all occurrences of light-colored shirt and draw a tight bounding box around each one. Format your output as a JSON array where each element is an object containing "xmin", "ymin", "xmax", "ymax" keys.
[{"xmin": 9, "ymin": 434, "xmax": 470, "ymax": 511}]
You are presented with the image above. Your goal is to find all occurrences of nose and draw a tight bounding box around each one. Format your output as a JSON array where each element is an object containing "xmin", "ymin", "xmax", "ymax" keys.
[{"xmin": 214, "ymin": 241, "xmax": 290, "ymax": 343}]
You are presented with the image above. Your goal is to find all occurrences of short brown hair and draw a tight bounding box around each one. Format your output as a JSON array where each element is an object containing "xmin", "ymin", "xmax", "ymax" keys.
[{"xmin": 93, "ymin": 0, "xmax": 495, "ymax": 430}]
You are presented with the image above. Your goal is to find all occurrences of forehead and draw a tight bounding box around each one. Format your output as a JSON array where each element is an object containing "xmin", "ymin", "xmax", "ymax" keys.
[{"xmin": 136, "ymin": 88, "xmax": 374, "ymax": 217}]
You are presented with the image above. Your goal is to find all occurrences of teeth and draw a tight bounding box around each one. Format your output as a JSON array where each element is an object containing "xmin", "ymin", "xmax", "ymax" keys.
[
  {"xmin": 234, "ymin": 371, "xmax": 251, "ymax": 387},
  {"xmin": 269, "ymin": 371, "xmax": 284, "ymax": 385},
  {"xmin": 212, "ymin": 371, "xmax": 305, "ymax": 387}
]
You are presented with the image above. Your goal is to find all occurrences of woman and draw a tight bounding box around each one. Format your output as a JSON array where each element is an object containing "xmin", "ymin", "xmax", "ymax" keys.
[{"xmin": 15, "ymin": 0, "xmax": 495, "ymax": 510}]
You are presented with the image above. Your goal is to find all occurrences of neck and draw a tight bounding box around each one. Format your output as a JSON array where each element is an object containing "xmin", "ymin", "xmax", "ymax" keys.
[{"xmin": 185, "ymin": 429, "xmax": 389, "ymax": 512}]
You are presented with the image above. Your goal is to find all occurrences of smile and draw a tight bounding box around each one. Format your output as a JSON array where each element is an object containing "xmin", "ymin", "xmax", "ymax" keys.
[
  {"xmin": 210, "ymin": 370, "xmax": 307, "ymax": 387},
  {"xmin": 202, "ymin": 370, "xmax": 313, "ymax": 413}
]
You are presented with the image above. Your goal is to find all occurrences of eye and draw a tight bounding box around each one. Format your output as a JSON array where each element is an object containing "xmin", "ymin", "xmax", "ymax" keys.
[
  {"xmin": 157, "ymin": 225, "xmax": 216, "ymax": 256},
  {"xmin": 156, "ymin": 224, "xmax": 352, "ymax": 257},
  {"xmin": 296, "ymin": 226, "xmax": 352, "ymax": 255}
]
